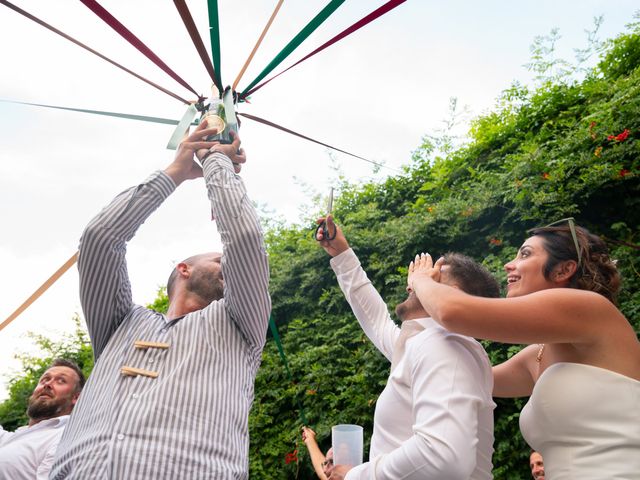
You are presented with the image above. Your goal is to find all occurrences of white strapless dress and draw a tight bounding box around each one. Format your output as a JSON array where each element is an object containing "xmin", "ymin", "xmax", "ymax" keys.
[{"xmin": 520, "ymin": 362, "xmax": 640, "ymax": 479}]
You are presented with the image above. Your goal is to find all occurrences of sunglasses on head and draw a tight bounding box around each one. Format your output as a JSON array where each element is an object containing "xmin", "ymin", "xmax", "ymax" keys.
[{"xmin": 542, "ymin": 217, "xmax": 582, "ymax": 267}]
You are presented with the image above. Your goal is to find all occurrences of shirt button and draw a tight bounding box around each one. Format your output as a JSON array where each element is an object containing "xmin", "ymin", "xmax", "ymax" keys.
[
  {"xmin": 148, "ymin": 358, "xmax": 155, "ymax": 364},
  {"xmin": 132, "ymin": 393, "xmax": 139, "ymax": 399},
  {"xmin": 117, "ymin": 434, "xmax": 125, "ymax": 441}
]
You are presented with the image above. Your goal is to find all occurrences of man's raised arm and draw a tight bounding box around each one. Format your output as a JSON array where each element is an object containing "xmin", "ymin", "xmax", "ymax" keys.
[
  {"xmin": 79, "ymin": 122, "xmax": 220, "ymax": 359},
  {"xmin": 199, "ymin": 132, "xmax": 271, "ymax": 351},
  {"xmin": 316, "ymin": 215, "xmax": 399, "ymax": 359}
]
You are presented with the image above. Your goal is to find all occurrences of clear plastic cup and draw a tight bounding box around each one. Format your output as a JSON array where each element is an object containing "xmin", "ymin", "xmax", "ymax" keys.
[{"xmin": 331, "ymin": 424, "xmax": 363, "ymax": 466}]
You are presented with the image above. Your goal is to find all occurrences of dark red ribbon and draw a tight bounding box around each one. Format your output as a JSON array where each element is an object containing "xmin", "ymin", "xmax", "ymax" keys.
[
  {"xmin": 241, "ymin": 0, "xmax": 407, "ymax": 99},
  {"xmin": 238, "ymin": 112, "xmax": 391, "ymax": 170},
  {"xmin": 173, "ymin": 0, "xmax": 222, "ymax": 93},
  {"xmin": 79, "ymin": 0, "xmax": 199, "ymax": 98},
  {"xmin": 0, "ymin": 0, "xmax": 190, "ymax": 105}
]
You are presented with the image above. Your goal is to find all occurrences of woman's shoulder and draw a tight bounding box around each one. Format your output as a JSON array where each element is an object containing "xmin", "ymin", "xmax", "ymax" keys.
[
  {"xmin": 509, "ymin": 288, "xmax": 620, "ymax": 326},
  {"xmin": 516, "ymin": 288, "xmax": 629, "ymax": 345},
  {"xmin": 528, "ymin": 287, "xmax": 619, "ymax": 312}
]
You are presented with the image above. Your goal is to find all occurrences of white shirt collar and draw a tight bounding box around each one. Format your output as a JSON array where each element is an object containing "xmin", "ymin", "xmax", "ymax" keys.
[
  {"xmin": 400, "ymin": 317, "xmax": 439, "ymax": 330},
  {"xmin": 17, "ymin": 415, "xmax": 69, "ymax": 433}
]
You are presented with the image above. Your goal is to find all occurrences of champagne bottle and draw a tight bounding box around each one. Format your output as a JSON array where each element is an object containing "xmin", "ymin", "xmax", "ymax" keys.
[{"xmin": 201, "ymin": 86, "xmax": 237, "ymax": 144}]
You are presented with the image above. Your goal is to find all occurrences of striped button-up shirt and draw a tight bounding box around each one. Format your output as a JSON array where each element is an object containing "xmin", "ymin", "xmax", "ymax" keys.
[{"xmin": 51, "ymin": 153, "xmax": 271, "ymax": 479}]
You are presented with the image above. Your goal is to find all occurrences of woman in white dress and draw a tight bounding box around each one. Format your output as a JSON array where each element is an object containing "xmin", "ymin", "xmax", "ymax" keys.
[{"xmin": 407, "ymin": 219, "xmax": 640, "ymax": 479}]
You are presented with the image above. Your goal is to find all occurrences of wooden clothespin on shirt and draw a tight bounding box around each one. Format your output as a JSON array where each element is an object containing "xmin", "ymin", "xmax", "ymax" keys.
[
  {"xmin": 134, "ymin": 340, "xmax": 170, "ymax": 350},
  {"xmin": 121, "ymin": 340, "xmax": 168, "ymax": 378},
  {"xmin": 120, "ymin": 366, "xmax": 159, "ymax": 378}
]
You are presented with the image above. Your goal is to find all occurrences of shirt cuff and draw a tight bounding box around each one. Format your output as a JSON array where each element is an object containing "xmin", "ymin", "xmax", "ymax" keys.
[
  {"xmin": 345, "ymin": 461, "xmax": 369, "ymax": 480},
  {"xmin": 202, "ymin": 150, "xmax": 235, "ymax": 174},
  {"xmin": 330, "ymin": 248, "xmax": 359, "ymax": 274},
  {"xmin": 151, "ymin": 170, "xmax": 178, "ymax": 198}
]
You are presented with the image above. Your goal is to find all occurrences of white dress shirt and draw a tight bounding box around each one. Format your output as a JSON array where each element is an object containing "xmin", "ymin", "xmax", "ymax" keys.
[
  {"xmin": 0, "ymin": 415, "xmax": 68, "ymax": 480},
  {"xmin": 331, "ymin": 249, "xmax": 495, "ymax": 479}
]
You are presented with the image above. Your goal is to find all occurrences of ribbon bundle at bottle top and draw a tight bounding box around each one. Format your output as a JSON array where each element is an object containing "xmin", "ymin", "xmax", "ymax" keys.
[{"xmin": 202, "ymin": 87, "xmax": 238, "ymax": 144}]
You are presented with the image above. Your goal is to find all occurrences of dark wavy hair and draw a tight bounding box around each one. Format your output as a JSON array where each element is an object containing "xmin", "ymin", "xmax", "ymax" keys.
[{"xmin": 528, "ymin": 223, "xmax": 621, "ymax": 304}]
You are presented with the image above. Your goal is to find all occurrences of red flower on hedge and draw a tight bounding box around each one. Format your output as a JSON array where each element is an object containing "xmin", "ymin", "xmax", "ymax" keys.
[
  {"xmin": 615, "ymin": 129, "xmax": 630, "ymax": 141},
  {"xmin": 285, "ymin": 450, "xmax": 298, "ymax": 464},
  {"xmin": 619, "ymin": 169, "xmax": 631, "ymax": 177},
  {"xmin": 542, "ymin": 173, "xmax": 550, "ymax": 180},
  {"xmin": 489, "ymin": 238, "xmax": 503, "ymax": 246},
  {"xmin": 608, "ymin": 129, "xmax": 631, "ymax": 142}
]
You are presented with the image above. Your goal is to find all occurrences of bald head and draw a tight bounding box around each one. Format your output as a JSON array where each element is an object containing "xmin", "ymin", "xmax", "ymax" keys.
[{"xmin": 167, "ymin": 253, "xmax": 224, "ymax": 304}]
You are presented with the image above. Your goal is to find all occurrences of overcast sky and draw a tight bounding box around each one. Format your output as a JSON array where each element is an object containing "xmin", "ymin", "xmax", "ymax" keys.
[{"xmin": 0, "ymin": 0, "xmax": 637, "ymax": 399}]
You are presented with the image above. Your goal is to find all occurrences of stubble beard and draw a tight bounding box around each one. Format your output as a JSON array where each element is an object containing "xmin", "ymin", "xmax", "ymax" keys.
[
  {"xmin": 395, "ymin": 300, "xmax": 410, "ymax": 321},
  {"xmin": 188, "ymin": 269, "xmax": 224, "ymax": 304},
  {"xmin": 395, "ymin": 293, "xmax": 425, "ymax": 321}
]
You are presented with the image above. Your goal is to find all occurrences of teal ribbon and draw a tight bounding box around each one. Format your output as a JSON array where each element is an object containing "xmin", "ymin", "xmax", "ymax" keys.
[
  {"xmin": 166, "ymin": 104, "xmax": 198, "ymax": 150},
  {"xmin": 241, "ymin": 0, "xmax": 346, "ymax": 97},
  {"xmin": 269, "ymin": 315, "xmax": 308, "ymax": 425},
  {"xmin": 0, "ymin": 99, "xmax": 184, "ymax": 125},
  {"xmin": 222, "ymin": 88, "xmax": 237, "ymax": 126}
]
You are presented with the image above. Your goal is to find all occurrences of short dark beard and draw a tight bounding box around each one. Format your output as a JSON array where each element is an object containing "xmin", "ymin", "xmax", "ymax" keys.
[{"xmin": 27, "ymin": 394, "xmax": 67, "ymax": 421}]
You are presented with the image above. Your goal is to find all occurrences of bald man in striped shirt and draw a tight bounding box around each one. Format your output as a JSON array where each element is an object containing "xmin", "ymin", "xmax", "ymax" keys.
[{"xmin": 51, "ymin": 122, "xmax": 271, "ymax": 479}]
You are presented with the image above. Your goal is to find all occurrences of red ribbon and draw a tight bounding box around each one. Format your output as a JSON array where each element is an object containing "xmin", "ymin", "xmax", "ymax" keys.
[
  {"xmin": 79, "ymin": 0, "xmax": 199, "ymax": 98},
  {"xmin": 0, "ymin": 0, "xmax": 190, "ymax": 105},
  {"xmin": 173, "ymin": 0, "xmax": 221, "ymax": 93}
]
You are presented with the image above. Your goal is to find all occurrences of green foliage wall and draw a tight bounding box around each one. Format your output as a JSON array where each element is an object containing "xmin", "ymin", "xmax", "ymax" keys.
[{"xmin": 250, "ymin": 25, "xmax": 640, "ymax": 479}]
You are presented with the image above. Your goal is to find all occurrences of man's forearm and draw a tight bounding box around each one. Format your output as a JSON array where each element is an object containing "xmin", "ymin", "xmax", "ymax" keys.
[
  {"xmin": 331, "ymin": 249, "xmax": 398, "ymax": 360},
  {"xmin": 164, "ymin": 163, "xmax": 190, "ymax": 186},
  {"xmin": 202, "ymin": 152, "xmax": 270, "ymax": 349},
  {"xmin": 346, "ymin": 433, "xmax": 476, "ymax": 480},
  {"xmin": 79, "ymin": 170, "xmax": 175, "ymax": 358}
]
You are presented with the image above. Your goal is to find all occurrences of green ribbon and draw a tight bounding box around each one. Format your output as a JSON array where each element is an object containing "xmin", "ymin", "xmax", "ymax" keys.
[
  {"xmin": 207, "ymin": 0, "xmax": 223, "ymax": 92},
  {"xmin": 241, "ymin": 0, "xmax": 346, "ymax": 97},
  {"xmin": 269, "ymin": 315, "xmax": 308, "ymax": 425}
]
